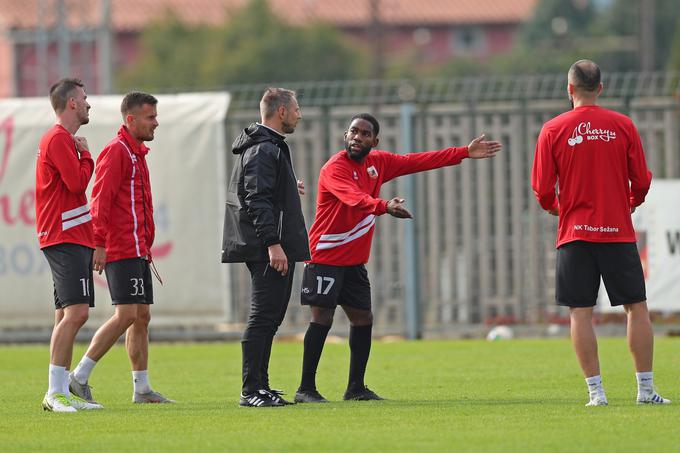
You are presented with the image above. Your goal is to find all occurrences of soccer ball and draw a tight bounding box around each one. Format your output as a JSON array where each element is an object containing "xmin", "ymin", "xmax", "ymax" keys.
[{"xmin": 486, "ymin": 325, "xmax": 514, "ymax": 341}]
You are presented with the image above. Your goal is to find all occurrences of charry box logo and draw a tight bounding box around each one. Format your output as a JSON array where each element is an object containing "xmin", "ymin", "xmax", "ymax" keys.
[{"xmin": 568, "ymin": 121, "xmax": 617, "ymax": 146}]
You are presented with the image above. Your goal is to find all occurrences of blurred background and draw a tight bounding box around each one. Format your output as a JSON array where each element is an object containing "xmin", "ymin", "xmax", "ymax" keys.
[{"xmin": 1, "ymin": 0, "xmax": 679, "ymax": 341}]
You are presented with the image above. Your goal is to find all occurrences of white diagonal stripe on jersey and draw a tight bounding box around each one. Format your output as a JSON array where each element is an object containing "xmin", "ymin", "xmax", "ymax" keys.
[
  {"xmin": 319, "ymin": 214, "xmax": 375, "ymax": 242},
  {"xmin": 316, "ymin": 219, "xmax": 375, "ymax": 251},
  {"xmin": 62, "ymin": 213, "xmax": 92, "ymax": 231},
  {"xmin": 119, "ymin": 141, "xmax": 142, "ymax": 257},
  {"xmin": 61, "ymin": 203, "xmax": 90, "ymax": 220}
]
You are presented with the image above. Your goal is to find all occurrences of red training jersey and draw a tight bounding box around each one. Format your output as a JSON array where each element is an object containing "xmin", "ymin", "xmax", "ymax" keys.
[
  {"xmin": 531, "ymin": 105, "xmax": 652, "ymax": 248},
  {"xmin": 35, "ymin": 124, "xmax": 95, "ymax": 249},
  {"xmin": 91, "ymin": 125, "xmax": 155, "ymax": 262},
  {"xmin": 308, "ymin": 147, "xmax": 468, "ymax": 266}
]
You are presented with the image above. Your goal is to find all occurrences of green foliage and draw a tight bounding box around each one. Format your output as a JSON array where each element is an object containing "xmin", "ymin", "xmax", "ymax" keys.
[
  {"xmin": 520, "ymin": 0, "xmax": 598, "ymax": 49},
  {"xmin": 600, "ymin": 0, "xmax": 680, "ymax": 70},
  {"xmin": 116, "ymin": 0, "xmax": 367, "ymax": 92},
  {"xmin": 2, "ymin": 339, "xmax": 679, "ymax": 451}
]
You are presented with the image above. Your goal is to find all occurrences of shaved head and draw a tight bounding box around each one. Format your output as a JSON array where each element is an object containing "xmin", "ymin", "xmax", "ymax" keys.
[{"xmin": 568, "ymin": 59, "xmax": 601, "ymax": 93}]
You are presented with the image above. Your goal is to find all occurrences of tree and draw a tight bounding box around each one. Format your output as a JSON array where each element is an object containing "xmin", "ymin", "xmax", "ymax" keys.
[{"xmin": 117, "ymin": 0, "xmax": 368, "ymax": 92}]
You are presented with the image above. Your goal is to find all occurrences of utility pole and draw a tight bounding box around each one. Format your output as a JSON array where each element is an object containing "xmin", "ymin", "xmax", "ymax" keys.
[
  {"xmin": 640, "ymin": 0, "xmax": 655, "ymax": 71},
  {"xmin": 97, "ymin": 0, "xmax": 112, "ymax": 94},
  {"xmin": 36, "ymin": 0, "xmax": 49, "ymax": 94},
  {"xmin": 369, "ymin": 0, "xmax": 385, "ymax": 79},
  {"xmin": 57, "ymin": 0, "xmax": 70, "ymax": 78}
]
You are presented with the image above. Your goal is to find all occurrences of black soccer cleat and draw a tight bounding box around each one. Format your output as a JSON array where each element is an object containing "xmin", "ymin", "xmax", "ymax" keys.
[
  {"xmin": 267, "ymin": 388, "xmax": 296, "ymax": 405},
  {"xmin": 294, "ymin": 388, "xmax": 329, "ymax": 403},
  {"xmin": 239, "ymin": 389, "xmax": 286, "ymax": 407},
  {"xmin": 343, "ymin": 386, "xmax": 385, "ymax": 401}
]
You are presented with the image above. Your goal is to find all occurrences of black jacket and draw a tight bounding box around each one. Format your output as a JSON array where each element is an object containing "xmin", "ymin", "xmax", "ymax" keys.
[{"xmin": 221, "ymin": 123, "xmax": 310, "ymax": 263}]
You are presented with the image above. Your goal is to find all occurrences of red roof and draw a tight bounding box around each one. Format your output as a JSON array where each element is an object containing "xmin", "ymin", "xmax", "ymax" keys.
[{"xmin": 0, "ymin": 0, "xmax": 538, "ymax": 31}]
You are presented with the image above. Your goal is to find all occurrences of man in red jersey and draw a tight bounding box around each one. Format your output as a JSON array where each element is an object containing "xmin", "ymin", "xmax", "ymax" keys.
[
  {"xmin": 294, "ymin": 113, "xmax": 501, "ymax": 403},
  {"xmin": 69, "ymin": 92, "xmax": 174, "ymax": 406},
  {"xmin": 532, "ymin": 59, "xmax": 670, "ymax": 407},
  {"xmin": 37, "ymin": 78, "xmax": 101, "ymax": 412}
]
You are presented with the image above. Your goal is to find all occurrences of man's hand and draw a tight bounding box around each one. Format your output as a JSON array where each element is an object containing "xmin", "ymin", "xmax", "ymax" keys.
[
  {"xmin": 548, "ymin": 207, "xmax": 559, "ymax": 216},
  {"xmin": 386, "ymin": 197, "xmax": 413, "ymax": 219},
  {"xmin": 93, "ymin": 246, "xmax": 106, "ymax": 274},
  {"xmin": 268, "ymin": 243, "xmax": 289, "ymax": 276},
  {"xmin": 467, "ymin": 134, "xmax": 502, "ymax": 159},
  {"xmin": 74, "ymin": 136, "xmax": 89, "ymax": 154},
  {"xmin": 297, "ymin": 179, "xmax": 305, "ymax": 196}
]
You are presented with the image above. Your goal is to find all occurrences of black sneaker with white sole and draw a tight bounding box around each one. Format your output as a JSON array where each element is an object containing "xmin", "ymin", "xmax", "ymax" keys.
[
  {"xmin": 343, "ymin": 386, "xmax": 385, "ymax": 401},
  {"xmin": 239, "ymin": 389, "xmax": 286, "ymax": 407},
  {"xmin": 294, "ymin": 388, "xmax": 329, "ymax": 403}
]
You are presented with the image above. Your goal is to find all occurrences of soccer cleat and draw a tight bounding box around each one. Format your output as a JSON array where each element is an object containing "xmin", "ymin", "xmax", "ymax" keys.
[
  {"xmin": 294, "ymin": 388, "xmax": 329, "ymax": 403},
  {"xmin": 585, "ymin": 395, "xmax": 608, "ymax": 407},
  {"xmin": 637, "ymin": 392, "xmax": 671, "ymax": 405},
  {"xmin": 343, "ymin": 386, "xmax": 385, "ymax": 401},
  {"xmin": 239, "ymin": 389, "xmax": 285, "ymax": 407},
  {"xmin": 69, "ymin": 394, "xmax": 104, "ymax": 410},
  {"xmin": 68, "ymin": 372, "xmax": 100, "ymax": 405},
  {"xmin": 133, "ymin": 390, "xmax": 176, "ymax": 404},
  {"xmin": 42, "ymin": 393, "xmax": 77, "ymax": 413},
  {"xmin": 267, "ymin": 388, "xmax": 295, "ymax": 405}
]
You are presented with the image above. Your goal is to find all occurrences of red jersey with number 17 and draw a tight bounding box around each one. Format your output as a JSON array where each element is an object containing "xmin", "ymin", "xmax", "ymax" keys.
[
  {"xmin": 531, "ymin": 105, "xmax": 652, "ymax": 248},
  {"xmin": 308, "ymin": 147, "xmax": 468, "ymax": 266},
  {"xmin": 35, "ymin": 124, "xmax": 95, "ymax": 249}
]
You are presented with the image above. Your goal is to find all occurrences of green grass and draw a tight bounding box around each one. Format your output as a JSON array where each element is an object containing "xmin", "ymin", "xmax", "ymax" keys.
[{"xmin": 1, "ymin": 337, "xmax": 678, "ymax": 451}]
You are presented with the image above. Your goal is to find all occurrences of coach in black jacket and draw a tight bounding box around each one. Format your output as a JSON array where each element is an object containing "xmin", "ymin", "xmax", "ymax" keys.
[{"xmin": 222, "ymin": 87, "xmax": 309, "ymax": 407}]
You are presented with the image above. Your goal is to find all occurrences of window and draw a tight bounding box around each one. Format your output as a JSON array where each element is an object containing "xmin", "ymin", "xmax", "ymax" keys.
[{"xmin": 451, "ymin": 27, "xmax": 486, "ymax": 55}]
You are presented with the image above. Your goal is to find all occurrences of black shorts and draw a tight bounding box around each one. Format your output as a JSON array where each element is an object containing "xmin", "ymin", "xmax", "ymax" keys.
[
  {"xmin": 556, "ymin": 241, "xmax": 646, "ymax": 307},
  {"xmin": 42, "ymin": 243, "xmax": 95, "ymax": 309},
  {"xmin": 105, "ymin": 257, "xmax": 154, "ymax": 305},
  {"xmin": 300, "ymin": 263, "xmax": 371, "ymax": 310}
]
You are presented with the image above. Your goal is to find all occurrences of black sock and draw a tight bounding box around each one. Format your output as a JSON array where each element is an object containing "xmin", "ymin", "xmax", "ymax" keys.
[
  {"xmin": 260, "ymin": 334, "xmax": 274, "ymax": 390},
  {"xmin": 347, "ymin": 324, "xmax": 372, "ymax": 391},
  {"xmin": 299, "ymin": 322, "xmax": 331, "ymax": 391}
]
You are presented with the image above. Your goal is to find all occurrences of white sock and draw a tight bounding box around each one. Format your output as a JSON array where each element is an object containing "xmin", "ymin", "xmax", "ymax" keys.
[
  {"xmin": 636, "ymin": 371, "xmax": 654, "ymax": 394},
  {"xmin": 62, "ymin": 369, "xmax": 71, "ymax": 396},
  {"xmin": 47, "ymin": 364, "xmax": 67, "ymax": 397},
  {"xmin": 133, "ymin": 370, "xmax": 151, "ymax": 394},
  {"xmin": 73, "ymin": 356, "xmax": 97, "ymax": 385},
  {"xmin": 585, "ymin": 375, "xmax": 605, "ymax": 400}
]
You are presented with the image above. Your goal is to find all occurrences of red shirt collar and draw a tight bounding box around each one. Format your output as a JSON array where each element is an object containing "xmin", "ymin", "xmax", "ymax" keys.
[{"xmin": 118, "ymin": 125, "xmax": 150, "ymax": 156}]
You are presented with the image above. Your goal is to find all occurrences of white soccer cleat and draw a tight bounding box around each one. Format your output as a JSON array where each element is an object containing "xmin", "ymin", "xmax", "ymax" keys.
[
  {"xmin": 69, "ymin": 394, "xmax": 104, "ymax": 410},
  {"xmin": 585, "ymin": 395, "xmax": 608, "ymax": 407},
  {"xmin": 42, "ymin": 393, "xmax": 77, "ymax": 413},
  {"xmin": 637, "ymin": 392, "xmax": 671, "ymax": 405}
]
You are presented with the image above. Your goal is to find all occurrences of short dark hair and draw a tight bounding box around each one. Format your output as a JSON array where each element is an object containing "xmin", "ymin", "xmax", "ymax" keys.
[
  {"xmin": 349, "ymin": 113, "xmax": 380, "ymax": 136},
  {"xmin": 49, "ymin": 78, "xmax": 84, "ymax": 113},
  {"xmin": 260, "ymin": 87, "xmax": 297, "ymax": 119},
  {"xmin": 121, "ymin": 91, "xmax": 158, "ymax": 117},
  {"xmin": 568, "ymin": 60, "xmax": 601, "ymax": 92}
]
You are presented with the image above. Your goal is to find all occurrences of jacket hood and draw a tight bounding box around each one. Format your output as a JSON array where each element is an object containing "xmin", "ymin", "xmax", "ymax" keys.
[{"xmin": 232, "ymin": 123, "xmax": 284, "ymax": 155}]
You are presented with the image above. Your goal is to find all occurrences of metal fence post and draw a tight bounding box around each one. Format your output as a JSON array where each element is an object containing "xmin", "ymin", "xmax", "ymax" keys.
[{"xmin": 400, "ymin": 101, "xmax": 421, "ymax": 339}]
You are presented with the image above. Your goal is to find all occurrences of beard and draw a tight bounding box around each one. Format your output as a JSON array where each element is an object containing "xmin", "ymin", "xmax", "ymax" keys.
[
  {"xmin": 568, "ymin": 95, "xmax": 574, "ymax": 110},
  {"xmin": 281, "ymin": 120, "xmax": 296, "ymax": 134},
  {"xmin": 345, "ymin": 140, "xmax": 371, "ymax": 161}
]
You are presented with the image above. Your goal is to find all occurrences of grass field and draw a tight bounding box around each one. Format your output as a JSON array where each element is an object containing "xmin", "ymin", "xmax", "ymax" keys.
[{"xmin": 1, "ymin": 337, "xmax": 678, "ymax": 451}]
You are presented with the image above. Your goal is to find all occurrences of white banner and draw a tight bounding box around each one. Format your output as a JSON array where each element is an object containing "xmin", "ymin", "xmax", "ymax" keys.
[
  {"xmin": 0, "ymin": 93, "xmax": 230, "ymax": 328},
  {"xmin": 631, "ymin": 180, "xmax": 680, "ymax": 311}
]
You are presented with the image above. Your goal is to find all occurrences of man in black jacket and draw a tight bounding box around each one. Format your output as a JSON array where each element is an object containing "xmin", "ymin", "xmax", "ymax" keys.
[{"xmin": 222, "ymin": 87, "xmax": 309, "ymax": 407}]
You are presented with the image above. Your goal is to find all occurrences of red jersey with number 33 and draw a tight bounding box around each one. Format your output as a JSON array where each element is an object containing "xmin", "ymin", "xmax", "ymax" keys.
[
  {"xmin": 308, "ymin": 147, "xmax": 468, "ymax": 266},
  {"xmin": 531, "ymin": 105, "xmax": 652, "ymax": 248}
]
